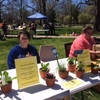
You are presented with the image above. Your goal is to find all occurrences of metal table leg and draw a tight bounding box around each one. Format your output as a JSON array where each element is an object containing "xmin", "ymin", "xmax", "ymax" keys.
[{"xmin": 81, "ymin": 91, "xmax": 84, "ymax": 100}]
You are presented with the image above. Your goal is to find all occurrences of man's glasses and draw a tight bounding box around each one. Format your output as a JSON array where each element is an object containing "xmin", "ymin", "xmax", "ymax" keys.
[
  {"xmin": 86, "ymin": 32, "xmax": 93, "ymax": 35},
  {"xmin": 21, "ymin": 37, "xmax": 29, "ymax": 40}
]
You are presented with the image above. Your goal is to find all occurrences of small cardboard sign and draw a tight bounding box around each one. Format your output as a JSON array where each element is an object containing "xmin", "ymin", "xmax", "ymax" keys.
[
  {"xmin": 74, "ymin": 50, "xmax": 83, "ymax": 55},
  {"xmin": 62, "ymin": 78, "xmax": 83, "ymax": 89},
  {"xmin": 52, "ymin": 47, "xmax": 58, "ymax": 57},
  {"xmin": 15, "ymin": 56, "xmax": 39, "ymax": 89}
]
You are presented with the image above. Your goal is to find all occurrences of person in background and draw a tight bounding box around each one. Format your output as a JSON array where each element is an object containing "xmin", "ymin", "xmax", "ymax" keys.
[
  {"xmin": 72, "ymin": 31, "xmax": 77, "ymax": 36},
  {"xmin": 43, "ymin": 22, "xmax": 49, "ymax": 35},
  {"xmin": 69, "ymin": 25, "xmax": 100, "ymax": 60},
  {"xmin": 30, "ymin": 23, "xmax": 36, "ymax": 38},
  {"xmin": 48, "ymin": 22, "xmax": 55, "ymax": 35},
  {"xmin": 7, "ymin": 31, "xmax": 40, "ymax": 69},
  {"xmin": 1, "ymin": 20, "xmax": 8, "ymax": 38},
  {"xmin": 30, "ymin": 23, "xmax": 36, "ymax": 33},
  {"xmin": 12, "ymin": 22, "xmax": 16, "ymax": 30},
  {"xmin": 18, "ymin": 24, "xmax": 23, "ymax": 31}
]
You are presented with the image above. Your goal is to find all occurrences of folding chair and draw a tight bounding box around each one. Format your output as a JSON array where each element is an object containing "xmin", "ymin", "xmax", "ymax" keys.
[
  {"xmin": 64, "ymin": 42, "xmax": 72, "ymax": 57},
  {"xmin": 39, "ymin": 45, "xmax": 56, "ymax": 62},
  {"xmin": 93, "ymin": 37, "xmax": 100, "ymax": 44}
]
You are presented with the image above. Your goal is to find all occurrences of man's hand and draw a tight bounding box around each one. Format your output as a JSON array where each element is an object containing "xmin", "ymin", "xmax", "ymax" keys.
[
  {"xmin": 90, "ymin": 50, "xmax": 96, "ymax": 54},
  {"xmin": 26, "ymin": 52, "xmax": 32, "ymax": 57},
  {"xmin": 96, "ymin": 51, "xmax": 100, "ymax": 57}
]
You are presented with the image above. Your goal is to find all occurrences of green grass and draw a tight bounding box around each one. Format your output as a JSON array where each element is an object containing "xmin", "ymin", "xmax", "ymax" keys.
[
  {"xmin": 56, "ymin": 26, "xmax": 83, "ymax": 35},
  {"xmin": 0, "ymin": 38, "xmax": 74, "ymax": 71},
  {"xmin": 72, "ymin": 88, "xmax": 100, "ymax": 100},
  {"xmin": 1, "ymin": 26, "xmax": 100, "ymax": 100},
  {"xmin": 1, "ymin": 37, "xmax": 100, "ymax": 100},
  {"xmin": 7, "ymin": 26, "xmax": 83, "ymax": 36},
  {"xmin": 7, "ymin": 25, "xmax": 100, "ymax": 37}
]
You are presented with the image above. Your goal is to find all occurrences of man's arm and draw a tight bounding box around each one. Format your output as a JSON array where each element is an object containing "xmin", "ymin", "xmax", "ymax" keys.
[{"xmin": 7, "ymin": 49, "xmax": 16, "ymax": 69}]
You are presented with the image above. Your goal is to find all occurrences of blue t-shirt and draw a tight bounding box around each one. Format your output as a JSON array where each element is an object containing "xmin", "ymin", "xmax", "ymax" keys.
[{"xmin": 7, "ymin": 44, "xmax": 40, "ymax": 69}]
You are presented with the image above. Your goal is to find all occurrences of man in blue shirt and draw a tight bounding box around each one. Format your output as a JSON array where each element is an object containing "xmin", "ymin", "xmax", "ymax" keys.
[{"xmin": 7, "ymin": 31, "xmax": 40, "ymax": 69}]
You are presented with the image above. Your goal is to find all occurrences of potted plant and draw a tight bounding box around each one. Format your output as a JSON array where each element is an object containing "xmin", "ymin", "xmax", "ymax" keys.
[
  {"xmin": 45, "ymin": 73, "xmax": 55, "ymax": 87},
  {"xmin": 58, "ymin": 63, "xmax": 69, "ymax": 79},
  {"xmin": 0, "ymin": 71, "xmax": 16, "ymax": 93},
  {"xmin": 91, "ymin": 62, "xmax": 99, "ymax": 74},
  {"xmin": 39, "ymin": 63, "xmax": 50, "ymax": 79},
  {"xmin": 67, "ymin": 57, "xmax": 76, "ymax": 73},
  {"xmin": 76, "ymin": 61, "xmax": 85, "ymax": 78}
]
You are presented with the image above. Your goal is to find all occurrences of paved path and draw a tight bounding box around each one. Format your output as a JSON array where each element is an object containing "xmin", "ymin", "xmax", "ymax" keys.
[{"xmin": 6, "ymin": 35, "xmax": 78, "ymax": 38}]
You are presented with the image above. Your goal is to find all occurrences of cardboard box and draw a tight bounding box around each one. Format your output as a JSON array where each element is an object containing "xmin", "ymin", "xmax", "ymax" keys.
[{"xmin": 92, "ymin": 84, "xmax": 100, "ymax": 93}]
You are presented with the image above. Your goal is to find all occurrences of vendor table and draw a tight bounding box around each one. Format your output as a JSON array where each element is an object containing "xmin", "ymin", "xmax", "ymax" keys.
[{"xmin": 0, "ymin": 58, "xmax": 100, "ymax": 100}]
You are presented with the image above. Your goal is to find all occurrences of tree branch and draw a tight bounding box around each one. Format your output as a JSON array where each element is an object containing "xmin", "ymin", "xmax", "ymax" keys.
[{"xmin": 0, "ymin": 0, "xmax": 5, "ymax": 4}]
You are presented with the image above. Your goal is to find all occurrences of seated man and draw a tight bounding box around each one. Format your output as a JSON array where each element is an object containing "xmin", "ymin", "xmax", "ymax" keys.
[
  {"xmin": 69, "ymin": 25, "xmax": 100, "ymax": 60},
  {"xmin": 7, "ymin": 31, "xmax": 40, "ymax": 69}
]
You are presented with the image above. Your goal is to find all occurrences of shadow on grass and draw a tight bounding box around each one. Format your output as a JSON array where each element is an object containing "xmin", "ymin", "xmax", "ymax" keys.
[
  {"xmin": 32, "ymin": 37, "xmax": 53, "ymax": 39},
  {"xmin": 37, "ymin": 33, "xmax": 59, "ymax": 36}
]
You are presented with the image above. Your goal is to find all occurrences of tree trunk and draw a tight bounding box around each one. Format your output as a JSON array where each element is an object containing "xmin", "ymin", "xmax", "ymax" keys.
[
  {"xmin": 42, "ymin": 0, "xmax": 46, "ymax": 15},
  {"xmin": 94, "ymin": 0, "xmax": 100, "ymax": 31},
  {"xmin": 0, "ymin": 0, "xmax": 5, "ymax": 22},
  {"xmin": 42, "ymin": 0, "xmax": 46, "ymax": 23},
  {"xmin": 0, "ymin": 4, "xmax": 1, "ymax": 22}
]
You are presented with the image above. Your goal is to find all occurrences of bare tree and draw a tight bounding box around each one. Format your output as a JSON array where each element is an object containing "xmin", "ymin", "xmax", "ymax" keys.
[
  {"xmin": 78, "ymin": 0, "xmax": 100, "ymax": 31},
  {"xmin": 13, "ymin": 0, "xmax": 29, "ymax": 21},
  {"xmin": 1, "ymin": 0, "xmax": 18, "ymax": 22},
  {"xmin": 30, "ymin": 0, "xmax": 59, "ymax": 15},
  {"xmin": 0, "ymin": 0, "xmax": 30, "ymax": 23},
  {"xmin": 93, "ymin": 0, "xmax": 100, "ymax": 31},
  {"xmin": 0, "ymin": 0, "xmax": 5, "ymax": 22}
]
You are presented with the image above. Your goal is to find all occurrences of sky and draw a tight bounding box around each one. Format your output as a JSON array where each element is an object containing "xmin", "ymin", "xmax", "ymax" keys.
[{"xmin": 73, "ymin": 0, "xmax": 80, "ymax": 4}]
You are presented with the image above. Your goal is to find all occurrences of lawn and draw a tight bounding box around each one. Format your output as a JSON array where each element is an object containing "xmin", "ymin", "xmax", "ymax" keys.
[
  {"xmin": 0, "ymin": 26, "xmax": 100, "ymax": 100},
  {"xmin": 7, "ymin": 25, "xmax": 100, "ymax": 36},
  {"xmin": 0, "ymin": 37, "xmax": 74, "ymax": 71},
  {"xmin": 1, "ymin": 37, "xmax": 100, "ymax": 100}
]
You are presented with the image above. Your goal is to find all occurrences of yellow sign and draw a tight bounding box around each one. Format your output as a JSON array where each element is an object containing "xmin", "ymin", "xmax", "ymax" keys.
[
  {"xmin": 15, "ymin": 56, "xmax": 39, "ymax": 89},
  {"xmin": 77, "ymin": 49, "xmax": 91, "ymax": 72},
  {"xmin": 62, "ymin": 78, "xmax": 83, "ymax": 89}
]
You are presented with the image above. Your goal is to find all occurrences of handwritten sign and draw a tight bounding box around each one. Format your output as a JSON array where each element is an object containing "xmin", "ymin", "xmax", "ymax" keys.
[
  {"xmin": 77, "ymin": 49, "xmax": 91, "ymax": 72},
  {"xmin": 15, "ymin": 56, "xmax": 39, "ymax": 89},
  {"xmin": 62, "ymin": 78, "xmax": 83, "ymax": 89}
]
